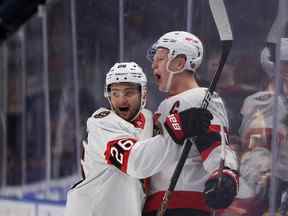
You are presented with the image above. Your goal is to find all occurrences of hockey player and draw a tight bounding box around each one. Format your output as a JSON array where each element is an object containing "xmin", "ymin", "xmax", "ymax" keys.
[
  {"xmin": 143, "ymin": 31, "xmax": 239, "ymax": 216},
  {"xmin": 113, "ymin": 31, "xmax": 239, "ymax": 216},
  {"xmin": 64, "ymin": 62, "xmax": 153, "ymax": 216},
  {"xmin": 64, "ymin": 61, "xmax": 212, "ymax": 216}
]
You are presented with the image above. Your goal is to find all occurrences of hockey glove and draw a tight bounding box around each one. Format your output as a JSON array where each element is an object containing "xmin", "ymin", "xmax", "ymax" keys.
[
  {"xmin": 194, "ymin": 130, "xmax": 221, "ymax": 156},
  {"xmin": 164, "ymin": 108, "xmax": 213, "ymax": 145},
  {"xmin": 204, "ymin": 169, "xmax": 239, "ymax": 209}
]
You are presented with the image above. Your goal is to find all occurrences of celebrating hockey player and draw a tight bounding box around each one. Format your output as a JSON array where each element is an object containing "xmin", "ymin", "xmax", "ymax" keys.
[
  {"xmin": 140, "ymin": 31, "xmax": 239, "ymax": 216},
  {"xmin": 64, "ymin": 61, "xmax": 213, "ymax": 216},
  {"xmin": 105, "ymin": 31, "xmax": 238, "ymax": 216},
  {"xmin": 64, "ymin": 62, "xmax": 154, "ymax": 216}
]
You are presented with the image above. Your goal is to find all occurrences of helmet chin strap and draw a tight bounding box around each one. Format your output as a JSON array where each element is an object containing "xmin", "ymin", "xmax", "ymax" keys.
[
  {"xmin": 163, "ymin": 71, "xmax": 174, "ymax": 93},
  {"xmin": 106, "ymin": 96, "xmax": 115, "ymax": 112},
  {"xmin": 163, "ymin": 57, "xmax": 185, "ymax": 93},
  {"xmin": 129, "ymin": 88, "xmax": 145, "ymax": 122},
  {"xmin": 129, "ymin": 105, "xmax": 141, "ymax": 122}
]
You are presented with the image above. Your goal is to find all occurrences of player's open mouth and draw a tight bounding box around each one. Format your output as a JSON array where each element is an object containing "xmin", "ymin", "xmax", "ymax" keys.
[
  {"xmin": 154, "ymin": 74, "xmax": 161, "ymax": 82},
  {"xmin": 119, "ymin": 107, "xmax": 129, "ymax": 112},
  {"xmin": 117, "ymin": 107, "xmax": 130, "ymax": 119}
]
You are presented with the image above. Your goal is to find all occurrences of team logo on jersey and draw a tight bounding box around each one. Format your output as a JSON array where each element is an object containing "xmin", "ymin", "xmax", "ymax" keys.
[
  {"xmin": 255, "ymin": 93, "xmax": 273, "ymax": 101},
  {"xmin": 132, "ymin": 112, "xmax": 145, "ymax": 129},
  {"xmin": 93, "ymin": 110, "xmax": 111, "ymax": 118}
]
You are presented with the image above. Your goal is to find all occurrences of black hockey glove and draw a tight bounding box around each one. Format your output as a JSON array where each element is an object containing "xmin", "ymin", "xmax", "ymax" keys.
[
  {"xmin": 194, "ymin": 130, "xmax": 221, "ymax": 155},
  {"xmin": 164, "ymin": 108, "xmax": 213, "ymax": 145},
  {"xmin": 204, "ymin": 169, "xmax": 239, "ymax": 209}
]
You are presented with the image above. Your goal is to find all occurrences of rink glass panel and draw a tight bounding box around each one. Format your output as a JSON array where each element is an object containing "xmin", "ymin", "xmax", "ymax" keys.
[
  {"xmin": 0, "ymin": 43, "xmax": 7, "ymax": 188},
  {"xmin": 23, "ymin": 17, "xmax": 48, "ymax": 185},
  {"xmin": 0, "ymin": 0, "xmax": 287, "ymax": 215},
  {"xmin": 75, "ymin": 0, "xmax": 118, "ymax": 119},
  {"xmin": 45, "ymin": 0, "xmax": 79, "ymax": 180},
  {"xmin": 5, "ymin": 34, "xmax": 27, "ymax": 185},
  {"xmin": 123, "ymin": 0, "xmax": 186, "ymax": 110}
]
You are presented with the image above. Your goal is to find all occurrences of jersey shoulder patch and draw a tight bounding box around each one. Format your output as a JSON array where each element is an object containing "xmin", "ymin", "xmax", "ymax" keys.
[
  {"xmin": 253, "ymin": 91, "xmax": 273, "ymax": 101},
  {"xmin": 93, "ymin": 110, "xmax": 111, "ymax": 119}
]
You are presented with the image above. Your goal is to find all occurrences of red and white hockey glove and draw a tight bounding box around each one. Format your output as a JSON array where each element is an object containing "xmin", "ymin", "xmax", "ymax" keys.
[
  {"xmin": 164, "ymin": 108, "xmax": 213, "ymax": 145},
  {"xmin": 204, "ymin": 169, "xmax": 239, "ymax": 209}
]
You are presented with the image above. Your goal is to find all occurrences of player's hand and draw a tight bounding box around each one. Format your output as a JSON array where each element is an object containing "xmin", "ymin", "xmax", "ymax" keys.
[
  {"xmin": 204, "ymin": 169, "xmax": 238, "ymax": 209},
  {"xmin": 194, "ymin": 130, "xmax": 221, "ymax": 154},
  {"xmin": 164, "ymin": 108, "xmax": 213, "ymax": 145}
]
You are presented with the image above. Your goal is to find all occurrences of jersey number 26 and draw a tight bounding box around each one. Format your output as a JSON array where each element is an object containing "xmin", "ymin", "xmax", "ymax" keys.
[{"xmin": 105, "ymin": 138, "xmax": 137, "ymax": 172}]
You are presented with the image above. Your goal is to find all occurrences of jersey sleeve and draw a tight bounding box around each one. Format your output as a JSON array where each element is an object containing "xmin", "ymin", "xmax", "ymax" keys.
[
  {"xmin": 126, "ymin": 134, "xmax": 181, "ymax": 179},
  {"xmin": 104, "ymin": 137, "xmax": 138, "ymax": 172},
  {"xmin": 125, "ymin": 103, "xmax": 183, "ymax": 179},
  {"xmin": 200, "ymin": 126, "xmax": 239, "ymax": 174},
  {"xmin": 180, "ymin": 90, "xmax": 238, "ymax": 174}
]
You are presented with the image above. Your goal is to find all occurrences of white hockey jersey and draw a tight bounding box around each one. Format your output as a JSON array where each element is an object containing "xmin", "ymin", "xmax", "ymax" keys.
[
  {"xmin": 239, "ymin": 91, "xmax": 288, "ymax": 181},
  {"xmin": 125, "ymin": 88, "xmax": 239, "ymax": 213},
  {"xmin": 64, "ymin": 107, "xmax": 153, "ymax": 216}
]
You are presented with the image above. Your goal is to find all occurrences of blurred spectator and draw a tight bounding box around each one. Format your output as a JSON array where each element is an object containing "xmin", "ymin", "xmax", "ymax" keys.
[
  {"xmin": 223, "ymin": 55, "xmax": 262, "ymax": 137},
  {"xmin": 222, "ymin": 38, "xmax": 288, "ymax": 216},
  {"xmin": 205, "ymin": 51, "xmax": 260, "ymax": 156},
  {"xmin": 206, "ymin": 51, "xmax": 236, "ymax": 90}
]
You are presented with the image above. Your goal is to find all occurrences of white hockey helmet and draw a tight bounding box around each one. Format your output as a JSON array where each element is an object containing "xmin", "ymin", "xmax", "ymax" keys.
[
  {"xmin": 261, "ymin": 38, "xmax": 288, "ymax": 78},
  {"xmin": 104, "ymin": 62, "xmax": 147, "ymax": 110},
  {"xmin": 154, "ymin": 31, "xmax": 204, "ymax": 72}
]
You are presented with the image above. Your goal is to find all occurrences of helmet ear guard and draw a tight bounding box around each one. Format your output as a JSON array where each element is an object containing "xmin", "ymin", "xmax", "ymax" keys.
[{"xmin": 146, "ymin": 41, "xmax": 158, "ymax": 62}]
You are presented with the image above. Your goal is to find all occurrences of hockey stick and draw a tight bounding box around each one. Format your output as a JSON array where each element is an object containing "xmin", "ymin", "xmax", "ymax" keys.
[{"xmin": 157, "ymin": 1, "xmax": 233, "ymax": 216}]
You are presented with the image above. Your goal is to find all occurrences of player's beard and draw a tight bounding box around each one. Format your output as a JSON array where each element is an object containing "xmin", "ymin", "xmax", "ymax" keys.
[{"xmin": 113, "ymin": 102, "xmax": 141, "ymax": 122}]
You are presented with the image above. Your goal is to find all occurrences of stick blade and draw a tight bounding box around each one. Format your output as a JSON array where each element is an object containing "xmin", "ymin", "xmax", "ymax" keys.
[{"xmin": 209, "ymin": 0, "xmax": 233, "ymax": 41}]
